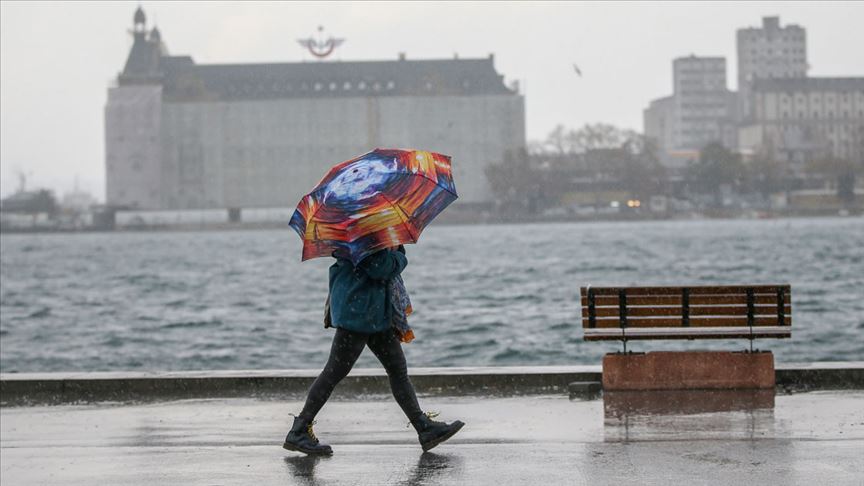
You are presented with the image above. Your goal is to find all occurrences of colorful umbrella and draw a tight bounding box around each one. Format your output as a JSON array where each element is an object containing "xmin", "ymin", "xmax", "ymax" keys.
[{"xmin": 289, "ymin": 148, "xmax": 458, "ymax": 264}]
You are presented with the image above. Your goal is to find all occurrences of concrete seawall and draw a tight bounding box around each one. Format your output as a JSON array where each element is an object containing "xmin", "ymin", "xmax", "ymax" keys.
[{"xmin": 2, "ymin": 362, "xmax": 862, "ymax": 406}]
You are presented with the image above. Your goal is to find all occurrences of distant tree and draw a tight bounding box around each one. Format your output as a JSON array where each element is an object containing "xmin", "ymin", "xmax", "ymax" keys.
[
  {"xmin": 621, "ymin": 137, "xmax": 667, "ymax": 198},
  {"xmin": 808, "ymin": 156, "xmax": 857, "ymax": 204},
  {"xmin": 745, "ymin": 154, "xmax": 786, "ymax": 197},
  {"xmin": 32, "ymin": 189, "xmax": 59, "ymax": 215},
  {"xmin": 0, "ymin": 189, "xmax": 58, "ymax": 215},
  {"xmin": 486, "ymin": 148, "xmax": 543, "ymax": 214},
  {"xmin": 569, "ymin": 123, "xmax": 634, "ymax": 152},
  {"xmin": 838, "ymin": 168, "xmax": 855, "ymax": 204},
  {"xmin": 530, "ymin": 124, "xmax": 669, "ymax": 200},
  {"xmin": 688, "ymin": 143, "xmax": 744, "ymax": 205},
  {"xmin": 539, "ymin": 123, "xmax": 640, "ymax": 156},
  {"xmin": 545, "ymin": 125, "xmax": 571, "ymax": 155},
  {"xmin": 526, "ymin": 139, "xmax": 547, "ymax": 155}
]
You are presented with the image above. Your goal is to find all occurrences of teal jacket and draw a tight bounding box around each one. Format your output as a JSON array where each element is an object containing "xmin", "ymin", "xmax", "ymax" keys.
[{"xmin": 328, "ymin": 248, "xmax": 408, "ymax": 334}]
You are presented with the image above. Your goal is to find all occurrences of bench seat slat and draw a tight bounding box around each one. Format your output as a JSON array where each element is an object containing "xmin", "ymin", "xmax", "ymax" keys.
[
  {"xmin": 583, "ymin": 326, "xmax": 792, "ymax": 340},
  {"xmin": 582, "ymin": 315, "xmax": 791, "ymax": 328}
]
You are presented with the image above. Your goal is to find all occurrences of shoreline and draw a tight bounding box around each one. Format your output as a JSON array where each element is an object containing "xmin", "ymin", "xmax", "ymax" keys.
[
  {"xmin": 1, "ymin": 210, "xmax": 861, "ymax": 235},
  {"xmin": 2, "ymin": 362, "xmax": 861, "ymax": 406}
]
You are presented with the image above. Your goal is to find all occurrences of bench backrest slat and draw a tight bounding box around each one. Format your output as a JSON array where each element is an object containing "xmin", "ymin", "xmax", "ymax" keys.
[
  {"xmin": 580, "ymin": 294, "xmax": 790, "ymax": 306},
  {"xmin": 581, "ymin": 285, "xmax": 792, "ymax": 341}
]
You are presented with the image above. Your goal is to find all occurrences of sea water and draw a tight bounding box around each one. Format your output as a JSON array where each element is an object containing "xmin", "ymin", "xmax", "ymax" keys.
[{"xmin": 1, "ymin": 217, "xmax": 862, "ymax": 372}]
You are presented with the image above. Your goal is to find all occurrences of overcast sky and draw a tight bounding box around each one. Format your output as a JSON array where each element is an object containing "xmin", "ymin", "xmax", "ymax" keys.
[{"xmin": 1, "ymin": 1, "xmax": 862, "ymax": 200}]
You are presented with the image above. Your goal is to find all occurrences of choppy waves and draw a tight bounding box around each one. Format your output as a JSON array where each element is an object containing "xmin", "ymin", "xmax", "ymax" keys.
[{"xmin": 1, "ymin": 217, "xmax": 863, "ymax": 372}]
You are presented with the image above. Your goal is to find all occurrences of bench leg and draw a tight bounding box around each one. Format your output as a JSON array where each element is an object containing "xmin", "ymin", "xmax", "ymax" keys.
[{"xmin": 602, "ymin": 350, "xmax": 776, "ymax": 390}]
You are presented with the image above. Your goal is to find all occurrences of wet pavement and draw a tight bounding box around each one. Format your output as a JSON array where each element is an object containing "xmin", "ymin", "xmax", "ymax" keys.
[{"xmin": 2, "ymin": 391, "xmax": 863, "ymax": 485}]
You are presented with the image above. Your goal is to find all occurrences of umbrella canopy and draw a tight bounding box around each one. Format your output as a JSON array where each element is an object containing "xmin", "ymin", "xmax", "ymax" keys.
[{"xmin": 289, "ymin": 148, "xmax": 458, "ymax": 264}]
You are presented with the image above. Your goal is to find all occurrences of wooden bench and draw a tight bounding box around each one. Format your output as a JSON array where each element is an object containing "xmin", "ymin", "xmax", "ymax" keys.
[{"xmin": 580, "ymin": 285, "xmax": 792, "ymax": 390}]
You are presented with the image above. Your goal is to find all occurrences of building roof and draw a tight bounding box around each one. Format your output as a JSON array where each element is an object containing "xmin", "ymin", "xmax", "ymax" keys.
[
  {"xmin": 116, "ymin": 8, "xmax": 516, "ymax": 100},
  {"xmin": 118, "ymin": 32, "xmax": 516, "ymax": 101},
  {"xmin": 737, "ymin": 16, "xmax": 805, "ymax": 34},
  {"xmin": 120, "ymin": 31, "xmax": 163, "ymax": 83},
  {"xmin": 646, "ymin": 95, "xmax": 674, "ymax": 108},
  {"xmin": 155, "ymin": 56, "xmax": 516, "ymax": 101},
  {"xmin": 752, "ymin": 77, "xmax": 864, "ymax": 92},
  {"xmin": 674, "ymin": 55, "xmax": 725, "ymax": 63}
]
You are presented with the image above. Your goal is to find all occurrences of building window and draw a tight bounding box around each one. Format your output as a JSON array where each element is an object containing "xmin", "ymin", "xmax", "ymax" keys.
[
  {"xmin": 386, "ymin": 81, "xmax": 395, "ymax": 90},
  {"xmin": 343, "ymin": 82, "xmax": 352, "ymax": 90},
  {"xmin": 329, "ymin": 82, "xmax": 337, "ymax": 91},
  {"xmin": 358, "ymin": 81, "xmax": 367, "ymax": 90},
  {"xmin": 314, "ymin": 82, "xmax": 323, "ymax": 91}
]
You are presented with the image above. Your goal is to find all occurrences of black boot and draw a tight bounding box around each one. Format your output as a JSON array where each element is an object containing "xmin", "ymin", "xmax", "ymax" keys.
[
  {"xmin": 411, "ymin": 412, "xmax": 465, "ymax": 452},
  {"xmin": 283, "ymin": 416, "xmax": 333, "ymax": 455}
]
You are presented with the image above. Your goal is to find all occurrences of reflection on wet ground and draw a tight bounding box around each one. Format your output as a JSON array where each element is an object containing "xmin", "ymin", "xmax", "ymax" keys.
[
  {"xmin": 602, "ymin": 389, "xmax": 778, "ymax": 443},
  {"xmin": 283, "ymin": 452, "xmax": 461, "ymax": 486},
  {"xmin": 2, "ymin": 392, "xmax": 862, "ymax": 485},
  {"xmin": 283, "ymin": 455, "xmax": 328, "ymax": 486},
  {"xmin": 401, "ymin": 453, "xmax": 462, "ymax": 486},
  {"xmin": 604, "ymin": 389, "xmax": 776, "ymax": 417}
]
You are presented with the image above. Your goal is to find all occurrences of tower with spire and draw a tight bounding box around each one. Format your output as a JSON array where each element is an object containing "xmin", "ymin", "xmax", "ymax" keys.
[
  {"xmin": 105, "ymin": 7, "xmax": 165, "ymax": 209},
  {"xmin": 120, "ymin": 7, "xmax": 165, "ymax": 84}
]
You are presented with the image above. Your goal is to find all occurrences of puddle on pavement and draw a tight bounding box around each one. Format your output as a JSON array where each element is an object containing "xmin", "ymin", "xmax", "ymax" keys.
[{"xmin": 601, "ymin": 389, "xmax": 777, "ymax": 442}]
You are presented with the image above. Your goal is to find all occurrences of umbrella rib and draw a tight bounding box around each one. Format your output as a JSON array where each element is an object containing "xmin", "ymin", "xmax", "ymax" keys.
[
  {"xmin": 374, "ymin": 148, "xmax": 457, "ymax": 198},
  {"xmin": 395, "ymin": 170, "xmax": 458, "ymax": 198},
  {"xmin": 381, "ymin": 193, "xmax": 418, "ymax": 244},
  {"xmin": 291, "ymin": 192, "xmax": 324, "ymax": 241}
]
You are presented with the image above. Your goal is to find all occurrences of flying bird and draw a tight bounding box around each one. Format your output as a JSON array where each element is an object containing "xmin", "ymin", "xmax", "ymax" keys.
[{"xmin": 573, "ymin": 64, "xmax": 583, "ymax": 77}]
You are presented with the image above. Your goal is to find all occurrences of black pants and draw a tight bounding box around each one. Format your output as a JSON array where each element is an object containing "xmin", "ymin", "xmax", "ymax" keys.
[{"xmin": 299, "ymin": 327, "xmax": 423, "ymax": 423}]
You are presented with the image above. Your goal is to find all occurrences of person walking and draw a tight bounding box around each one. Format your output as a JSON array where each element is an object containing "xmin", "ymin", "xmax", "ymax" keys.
[{"xmin": 283, "ymin": 245, "xmax": 464, "ymax": 455}]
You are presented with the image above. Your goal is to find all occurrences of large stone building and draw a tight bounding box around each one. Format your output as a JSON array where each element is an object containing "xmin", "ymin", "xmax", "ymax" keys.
[
  {"xmin": 643, "ymin": 55, "xmax": 737, "ymax": 167},
  {"xmin": 738, "ymin": 77, "xmax": 864, "ymax": 169},
  {"xmin": 106, "ymin": 8, "xmax": 525, "ymax": 213},
  {"xmin": 737, "ymin": 16, "xmax": 808, "ymax": 119}
]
